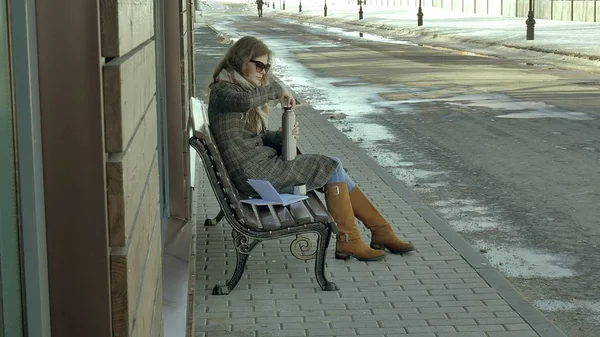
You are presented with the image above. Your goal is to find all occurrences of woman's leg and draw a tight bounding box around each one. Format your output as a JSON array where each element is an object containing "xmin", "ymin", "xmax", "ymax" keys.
[
  {"xmin": 324, "ymin": 157, "xmax": 384, "ymax": 261},
  {"xmin": 325, "ymin": 157, "xmax": 355, "ymax": 190},
  {"xmin": 326, "ymin": 157, "xmax": 414, "ymax": 254},
  {"xmin": 349, "ymin": 187, "xmax": 415, "ymax": 254}
]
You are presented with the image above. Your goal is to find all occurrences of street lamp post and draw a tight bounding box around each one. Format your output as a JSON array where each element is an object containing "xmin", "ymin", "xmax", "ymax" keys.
[
  {"xmin": 299, "ymin": 0, "xmax": 302, "ymax": 12},
  {"xmin": 324, "ymin": 0, "xmax": 327, "ymax": 16},
  {"xmin": 359, "ymin": 0, "xmax": 363, "ymax": 19},
  {"xmin": 417, "ymin": 0, "xmax": 423, "ymax": 26},
  {"xmin": 526, "ymin": 0, "xmax": 535, "ymax": 40}
]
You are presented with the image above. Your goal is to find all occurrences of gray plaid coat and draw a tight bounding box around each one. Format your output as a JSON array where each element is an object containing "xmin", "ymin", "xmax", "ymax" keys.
[{"xmin": 208, "ymin": 81, "xmax": 337, "ymax": 197}]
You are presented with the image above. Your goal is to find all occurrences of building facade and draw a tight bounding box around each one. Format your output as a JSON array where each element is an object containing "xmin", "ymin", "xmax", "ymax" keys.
[{"xmin": 0, "ymin": 0, "xmax": 196, "ymax": 336}]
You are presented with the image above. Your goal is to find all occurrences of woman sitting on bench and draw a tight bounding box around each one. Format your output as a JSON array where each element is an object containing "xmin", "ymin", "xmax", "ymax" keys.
[{"xmin": 207, "ymin": 36, "xmax": 415, "ymax": 261}]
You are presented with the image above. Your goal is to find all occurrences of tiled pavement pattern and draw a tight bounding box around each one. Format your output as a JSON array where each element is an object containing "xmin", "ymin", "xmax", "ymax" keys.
[{"xmin": 192, "ymin": 24, "xmax": 565, "ymax": 337}]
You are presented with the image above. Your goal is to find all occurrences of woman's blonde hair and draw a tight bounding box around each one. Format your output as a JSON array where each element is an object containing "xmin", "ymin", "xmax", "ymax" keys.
[
  {"xmin": 209, "ymin": 36, "xmax": 274, "ymax": 133},
  {"xmin": 210, "ymin": 36, "xmax": 273, "ymax": 87}
]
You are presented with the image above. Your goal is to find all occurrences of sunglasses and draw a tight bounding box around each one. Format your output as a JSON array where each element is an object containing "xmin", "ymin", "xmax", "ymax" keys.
[{"xmin": 249, "ymin": 59, "xmax": 271, "ymax": 73}]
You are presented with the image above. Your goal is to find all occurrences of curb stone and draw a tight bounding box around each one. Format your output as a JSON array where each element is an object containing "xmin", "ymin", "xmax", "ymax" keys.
[{"xmin": 205, "ymin": 24, "xmax": 233, "ymax": 44}]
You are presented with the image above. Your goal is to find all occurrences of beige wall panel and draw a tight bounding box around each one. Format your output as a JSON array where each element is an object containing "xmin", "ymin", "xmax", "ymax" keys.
[
  {"xmin": 188, "ymin": 0, "xmax": 194, "ymax": 17},
  {"xmin": 107, "ymin": 100, "xmax": 158, "ymax": 246},
  {"xmin": 181, "ymin": 55, "xmax": 189, "ymax": 108},
  {"xmin": 188, "ymin": 10, "xmax": 195, "ymax": 98},
  {"xmin": 181, "ymin": 83, "xmax": 190, "ymax": 126},
  {"xmin": 537, "ymin": 1, "xmax": 552, "ymax": 20},
  {"xmin": 101, "ymin": 0, "xmax": 155, "ymax": 57},
  {"xmin": 104, "ymin": 41, "xmax": 157, "ymax": 153},
  {"xmin": 149, "ymin": 281, "xmax": 163, "ymax": 337},
  {"xmin": 110, "ymin": 159, "xmax": 160, "ymax": 337},
  {"xmin": 180, "ymin": 10, "xmax": 188, "ymax": 36},
  {"xmin": 131, "ymin": 222, "xmax": 163, "ymax": 337},
  {"xmin": 180, "ymin": 29, "xmax": 189, "ymax": 112},
  {"xmin": 188, "ymin": 43, "xmax": 195, "ymax": 98},
  {"xmin": 553, "ymin": 3, "xmax": 572, "ymax": 21},
  {"xmin": 180, "ymin": 31, "xmax": 189, "ymax": 58},
  {"xmin": 181, "ymin": 52, "xmax": 189, "ymax": 83},
  {"xmin": 464, "ymin": 0, "xmax": 474, "ymax": 14},
  {"xmin": 573, "ymin": 1, "xmax": 596, "ymax": 22}
]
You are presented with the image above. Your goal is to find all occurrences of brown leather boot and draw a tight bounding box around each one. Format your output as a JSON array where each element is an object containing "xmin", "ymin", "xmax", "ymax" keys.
[
  {"xmin": 324, "ymin": 182, "xmax": 385, "ymax": 261},
  {"xmin": 349, "ymin": 187, "xmax": 415, "ymax": 254}
]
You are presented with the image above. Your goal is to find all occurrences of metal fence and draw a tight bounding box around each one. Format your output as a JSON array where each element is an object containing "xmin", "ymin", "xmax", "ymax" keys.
[{"xmin": 357, "ymin": 0, "xmax": 598, "ymax": 22}]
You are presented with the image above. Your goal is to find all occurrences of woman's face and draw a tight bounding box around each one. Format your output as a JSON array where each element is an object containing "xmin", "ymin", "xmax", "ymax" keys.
[{"xmin": 243, "ymin": 54, "xmax": 270, "ymax": 86}]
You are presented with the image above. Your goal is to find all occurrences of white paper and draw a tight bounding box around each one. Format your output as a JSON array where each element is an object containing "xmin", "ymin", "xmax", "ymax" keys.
[{"xmin": 241, "ymin": 179, "xmax": 308, "ymax": 206}]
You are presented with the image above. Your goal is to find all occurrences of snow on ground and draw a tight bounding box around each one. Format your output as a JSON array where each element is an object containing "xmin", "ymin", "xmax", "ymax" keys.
[{"xmin": 267, "ymin": 2, "xmax": 600, "ymax": 59}]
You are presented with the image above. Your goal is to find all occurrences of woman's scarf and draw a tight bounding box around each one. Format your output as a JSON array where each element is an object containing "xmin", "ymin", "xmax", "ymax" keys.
[{"xmin": 216, "ymin": 68, "xmax": 270, "ymax": 134}]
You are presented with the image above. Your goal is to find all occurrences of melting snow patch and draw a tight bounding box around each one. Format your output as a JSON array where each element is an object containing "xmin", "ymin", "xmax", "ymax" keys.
[
  {"xmin": 431, "ymin": 199, "xmax": 504, "ymax": 232},
  {"xmin": 533, "ymin": 299, "xmax": 600, "ymax": 313},
  {"xmin": 495, "ymin": 111, "xmax": 594, "ymax": 120},
  {"xmin": 412, "ymin": 181, "xmax": 449, "ymax": 193},
  {"xmin": 390, "ymin": 167, "xmax": 446, "ymax": 188},
  {"xmin": 533, "ymin": 299, "xmax": 600, "ymax": 324},
  {"xmin": 344, "ymin": 122, "xmax": 395, "ymax": 142},
  {"xmin": 440, "ymin": 93, "xmax": 594, "ymax": 120},
  {"xmin": 477, "ymin": 242, "xmax": 577, "ymax": 278}
]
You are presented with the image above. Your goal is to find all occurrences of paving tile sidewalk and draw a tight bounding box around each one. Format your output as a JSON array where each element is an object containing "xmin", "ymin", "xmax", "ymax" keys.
[{"xmin": 192, "ymin": 24, "xmax": 566, "ymax": 337}]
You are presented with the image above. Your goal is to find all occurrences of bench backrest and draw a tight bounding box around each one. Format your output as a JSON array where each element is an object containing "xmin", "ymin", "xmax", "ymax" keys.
[{"xmin": 190, "ymin": 103, "xmax": 248, "ymax": 232}]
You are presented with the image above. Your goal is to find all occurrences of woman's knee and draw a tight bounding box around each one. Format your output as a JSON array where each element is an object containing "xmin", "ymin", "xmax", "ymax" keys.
[
  {"xmin": 329, "ymin": 156, "xmax": 344, "ymax": 169},
  {"xmin": 325, "ymin": 157, "xmax": 347, "ymax": 182}
]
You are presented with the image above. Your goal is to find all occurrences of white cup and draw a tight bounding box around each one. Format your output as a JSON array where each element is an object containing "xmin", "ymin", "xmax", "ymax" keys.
[{"xmin": 293, "ymin": 184, "xmax": 307, "ymax": 195}]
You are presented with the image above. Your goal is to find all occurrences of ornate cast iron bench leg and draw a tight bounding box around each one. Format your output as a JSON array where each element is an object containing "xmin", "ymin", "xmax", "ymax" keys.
[
  {"xmin": 290, "ymin": 229, "xmax": 338, "ymax": 292},
  {"xmin": 212, "ymin": 230, "xmax": 260, "ymax": 295},
  {"xmin": 314, "ymin": 226, "xmax": 338, "ymax": 291},
  {"xmin": 204, "ymin": 209, "xmax": 224, "ymax": 226}
]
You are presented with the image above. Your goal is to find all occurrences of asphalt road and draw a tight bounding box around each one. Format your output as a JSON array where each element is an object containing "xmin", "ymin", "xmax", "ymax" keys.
[{"xmin": 199, "ymin": 4, "xmax": 600, "ymax": 335}]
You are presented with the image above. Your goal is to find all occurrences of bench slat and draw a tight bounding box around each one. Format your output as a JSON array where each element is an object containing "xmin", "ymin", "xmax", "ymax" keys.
[
  {"xmin": 241, "ymin": 204, "xmax": 260, "ymax": 230},
  {"xmin": 304, "ymin": 192, "xmax": 330, "ymax": 223},
  {"xmin": 259, "ymin": 205, "xmax": 280, "ymax": 231},
  {"xmin": 273, "ymin": 205, "xmax": 295, "ymax": 228},
  {"xmin": 288, "ymin": 201, "xmax": 313, "ymax": 225},
  {"xmin": 202, "ymin": 142, "xmax": 246, "ymax": 222}
]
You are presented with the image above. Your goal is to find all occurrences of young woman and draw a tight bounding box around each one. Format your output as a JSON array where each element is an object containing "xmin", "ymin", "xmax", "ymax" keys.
[{"xmin": 207, "ymin": 36, "xmax": 414, "ymax": 261}]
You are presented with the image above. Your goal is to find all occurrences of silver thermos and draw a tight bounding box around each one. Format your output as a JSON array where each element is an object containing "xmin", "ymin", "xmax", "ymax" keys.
[{"xmin": 282, "ymin": 106, "xmax": 296, "ymax": 161}]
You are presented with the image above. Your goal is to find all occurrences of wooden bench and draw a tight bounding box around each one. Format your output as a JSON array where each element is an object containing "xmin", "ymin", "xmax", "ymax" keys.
[{"xmin": 189, "ymin": 106, "xmax": 339, "ymax": 295}]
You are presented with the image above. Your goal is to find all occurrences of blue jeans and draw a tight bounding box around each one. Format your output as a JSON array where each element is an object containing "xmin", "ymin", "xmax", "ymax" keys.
[{"xmin": 326, "ymin": 156, "xmax": 356, "ymax": 191}]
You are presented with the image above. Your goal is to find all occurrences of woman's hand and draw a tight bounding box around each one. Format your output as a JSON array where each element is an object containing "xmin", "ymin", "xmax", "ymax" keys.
[{"xmin": 280, "ymin": 93, "xmax": 296, "ymax": 110}]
